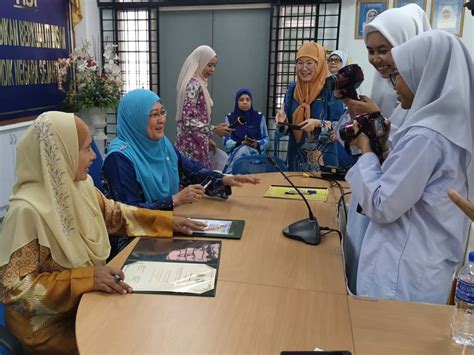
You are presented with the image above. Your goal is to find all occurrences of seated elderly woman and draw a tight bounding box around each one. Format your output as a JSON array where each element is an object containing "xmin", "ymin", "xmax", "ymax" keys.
[
  {"xmin": 102, "ymin": 89, "xmax": 259, "ymax": 210},
  {"xmin": 102, "ymin": 89, "xmax": 259, "ymax": 255},
  {"xmin": 223, "ymin": 88, "xmax": 269, "ymax": 173},
  {"xmin": 0, "ymin": 112, "xmax": 204, "ymax": 354}
]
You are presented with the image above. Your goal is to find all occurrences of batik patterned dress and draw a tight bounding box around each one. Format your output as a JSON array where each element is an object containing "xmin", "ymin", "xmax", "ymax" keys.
[
  {"xmin": 176, "ymin": 78, "xmax": 214, "ymax": 168},
  {"xmin": 0, "ymin": 191, "xmax": 173, "ymax": 355}
]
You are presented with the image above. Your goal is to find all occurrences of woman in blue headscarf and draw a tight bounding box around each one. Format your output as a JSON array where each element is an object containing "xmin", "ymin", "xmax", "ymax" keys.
[
  {"xmin": 223, "ymin": 88, "xmax": 269, "ymax": 173},
  {"xmin": 103, "ymin": 89, "xmax": 260, "ymax": 255}
]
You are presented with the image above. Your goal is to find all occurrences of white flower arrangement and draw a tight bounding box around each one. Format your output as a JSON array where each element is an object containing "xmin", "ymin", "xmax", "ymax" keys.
[{"xmin": 57, "ymin": 41, "xmax": 122, "ymax": 111}]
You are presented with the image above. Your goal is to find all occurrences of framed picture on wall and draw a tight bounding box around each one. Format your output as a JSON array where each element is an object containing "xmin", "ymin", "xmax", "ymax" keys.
[
  {"xmin": 430, "ymin": 0, "xmax": 465, "ymax": 36},
  {"xmin": 393, "ymin": 0, "xmax": 427, "ymax": 10},
  {"xmin": 354, "ymin": 0, "xmax": 389, "ymax": 39}
]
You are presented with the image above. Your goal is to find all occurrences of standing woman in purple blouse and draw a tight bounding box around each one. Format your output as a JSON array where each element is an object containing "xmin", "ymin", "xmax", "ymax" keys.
[{"xmin": 175, "ymin": 45, "xmax": 232, "ymax": 168}]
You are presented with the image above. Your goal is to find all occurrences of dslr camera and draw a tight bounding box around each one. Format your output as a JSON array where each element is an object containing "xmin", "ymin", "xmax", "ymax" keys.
[
  {"xmin": 326, "ymin": 64, "xmax": 364, "ymax": 100},
  {"xmin": 339, "ymin": 111, "xmax": 386, "ymax": 142},
  {"xmin": 339, "ymin": 111, "xmax": 388, "ymax": 161}
]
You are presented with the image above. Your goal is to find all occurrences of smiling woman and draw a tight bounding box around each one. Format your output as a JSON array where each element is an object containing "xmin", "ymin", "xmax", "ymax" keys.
[
  {"xmin": 0, "ymin": 112, "xmax": 175, "ymax": 354},
  {"xmin": 102, "ymin": 89, "xmax": 260, "ymax": 258}
]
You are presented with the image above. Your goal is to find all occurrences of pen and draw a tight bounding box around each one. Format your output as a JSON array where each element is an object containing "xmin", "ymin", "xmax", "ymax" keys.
[
  {"xmin": 114, "ymin": 274, "xmax": 123, "ymax": 283},
  {"xmin": 202, "ymin": 180, "xmax": 212, "ymax": 189},
  {"xmin": 285, "ymin": 189, "xmax": 317, "ymax": 195}
]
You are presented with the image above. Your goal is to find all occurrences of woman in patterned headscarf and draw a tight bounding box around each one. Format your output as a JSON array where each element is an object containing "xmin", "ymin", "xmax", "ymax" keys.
[
  {"xmin": 275, "ymin": 42, "xmax": 344, "ymax": 171},
  {"xmin": 0, "ymin": 112, "xmax": 192, "ymax": 354},
  {"xmin": 175, "ymin": 45, "xmax": 232, "ymax": 168}
]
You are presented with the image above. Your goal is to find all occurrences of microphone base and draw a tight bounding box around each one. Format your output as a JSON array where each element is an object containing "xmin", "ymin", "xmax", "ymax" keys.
[{"xmin": 282, "ymin": 218, "xmax": 321, "ymax": 245}]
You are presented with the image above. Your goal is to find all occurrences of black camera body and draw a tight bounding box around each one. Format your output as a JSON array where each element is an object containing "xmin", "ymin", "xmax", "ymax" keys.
[
  {"xmin": 339, "ymin": 111, "xmax": 386, "ymax": 142},
  {"xmin": 326, "ymin": 64, "xmax": 364, "ymax": 100}
]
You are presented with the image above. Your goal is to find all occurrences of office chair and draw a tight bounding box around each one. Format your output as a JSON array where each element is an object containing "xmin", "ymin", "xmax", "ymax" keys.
[
  {"xmin": 89, "ymin": 139, "xmax": 104, "ymax": 190},
  {"xmin": 231, "ymin": 154, "xmax": 287, "ymax": 175},
  {"xmin": 0, "ymin": 304, "xmax": 22, "ymax": 355}
]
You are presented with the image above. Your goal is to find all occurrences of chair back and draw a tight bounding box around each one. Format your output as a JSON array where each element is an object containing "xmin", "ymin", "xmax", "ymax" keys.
[
  {"xmin": 89, "ymin": 139, "xmax": 104, "ymax": 189},
  {"xmin": 231, "ymin": 155, "xmax": 287, "ymax": 175}
]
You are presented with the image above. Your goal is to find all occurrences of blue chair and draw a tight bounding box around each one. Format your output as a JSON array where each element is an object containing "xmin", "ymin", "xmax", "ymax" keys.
[
  {"xmin": 0, "ymin": 303, "xmax": 21, "ymax": 355},
  {"xmin": 231, "ymin": 154, "xmax": 287, "ymax": 175},
  {"xmin": 89, "ymin": 139, "xmax": 104, "ymax": 190}
]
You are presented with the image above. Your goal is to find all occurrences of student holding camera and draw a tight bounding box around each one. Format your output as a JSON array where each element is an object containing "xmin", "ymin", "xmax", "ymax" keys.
[
  {"xmin": 357, "ymin": 4, "xmax": 431, "ymax": 121},
  {"xmin": 342, "ymin": 30, "xmax": 473, "ymax": 304},
  {"xmin": 276, "ymin": 42, "xmax": 344, "ymax": 172},
  {"xmin": 342, "ymin": 4, "xmax": 432, "ymax": 294}
]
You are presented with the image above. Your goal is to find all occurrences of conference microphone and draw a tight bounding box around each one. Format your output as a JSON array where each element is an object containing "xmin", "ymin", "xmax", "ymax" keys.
[
  {"xmin": 229, "ymin": 116, "xmax": 246, "ymax": 129},
  {"xmin": 267, "ymin": 157, "xmax": 321, "ymax": 245}
]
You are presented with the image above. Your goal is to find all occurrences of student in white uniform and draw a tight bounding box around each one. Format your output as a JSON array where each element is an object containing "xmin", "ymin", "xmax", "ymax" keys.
[
  {"xmin": 343, "ymin": 4, "xmax": 431, "ymax": 294},
  {"xmin": 345, "ymin": 30, "xmax": 473, "ymax": 304},
  {"xmin": 364, "ymin": 4, "xmax": 431, "ymax": 120}
]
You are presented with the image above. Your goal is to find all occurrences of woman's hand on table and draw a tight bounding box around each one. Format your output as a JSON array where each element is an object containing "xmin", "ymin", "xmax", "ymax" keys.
[
  {"xmin": 173, "ymin": 216, "xmax": 207, "ymax": 235},
  {"xmin": 93, "ymin": 266, "xmax": 132, "ymax": 294}
]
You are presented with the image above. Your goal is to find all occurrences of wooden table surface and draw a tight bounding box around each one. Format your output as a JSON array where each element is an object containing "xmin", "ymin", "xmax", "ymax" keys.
[
  {"xmin": 348, "ymin": 296, "xmax": 470, "ymax": 355},
  {"xmin": 76, "ymin": 173, "xmax": 467, "ymax": 354}
]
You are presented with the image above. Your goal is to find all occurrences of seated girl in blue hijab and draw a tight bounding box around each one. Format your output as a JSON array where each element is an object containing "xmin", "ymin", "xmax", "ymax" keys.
[
  {"xmin": 103, "ymin": 89, "xmax": 259, "ymax": 211},
  {"xmin": 223, "ymin": 88, "xmax": 269, "ymax": 173}
]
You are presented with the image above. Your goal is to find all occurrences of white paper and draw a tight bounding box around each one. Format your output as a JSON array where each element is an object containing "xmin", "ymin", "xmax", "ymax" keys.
[{"xmin": 123, "ymin": 261, "xmax": 216, "ymax": 294}]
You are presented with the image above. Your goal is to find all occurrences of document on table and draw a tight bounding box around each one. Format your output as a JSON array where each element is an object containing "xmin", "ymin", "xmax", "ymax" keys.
[
  {"xmin": 191, "ymin": 219, "xmax": 232, "ymax": 235},
  {"xmin": 186, "ymin": 218, "xmax": 245, "ymax": 239},
  {"xmin": 123, "ymin": 261, "xmax": 216, "ymax": 294}
]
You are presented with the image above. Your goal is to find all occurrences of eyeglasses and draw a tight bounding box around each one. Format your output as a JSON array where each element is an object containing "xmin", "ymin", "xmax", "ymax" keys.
[
  {"xmin": 327, "ymin": 57, "xmax": 342, "ymax": 64},
  {"xmin": 149, "ymin": 108, "xmax": 167, "ymax": 119},
  {"xmin": 296, "ymin": 60, "xmax": 316, "ymax": 69},
  {"xmin": 389, "ymin": 70, "xmax": 400, "ymax": 86}
]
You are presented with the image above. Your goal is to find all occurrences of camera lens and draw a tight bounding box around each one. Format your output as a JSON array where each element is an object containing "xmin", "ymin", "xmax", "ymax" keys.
[{"xmin": 339, "ymin": 124, "xmax": 355, "ymax": 142}]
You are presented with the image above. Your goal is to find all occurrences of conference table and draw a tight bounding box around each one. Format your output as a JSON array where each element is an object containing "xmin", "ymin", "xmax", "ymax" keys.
[{"xmin": 76, "ymin": 173, "xmax": 468, "ymax": 354}]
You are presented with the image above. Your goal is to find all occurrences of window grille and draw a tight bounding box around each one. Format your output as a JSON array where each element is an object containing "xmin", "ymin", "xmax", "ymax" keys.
[
  {"xmin": 99, "ymin": 6, "xmax": 159, "ymax": 138},
  {"xmin": 267, "ymin": 1, "xmax": 341, "ymax": 160}
]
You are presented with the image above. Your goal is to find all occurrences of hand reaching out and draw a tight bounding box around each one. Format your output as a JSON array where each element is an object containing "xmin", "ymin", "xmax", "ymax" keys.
[
  {"xmin": 214, "ymin": 123, "xmax": 233, "ymax": 137},
  {"xmin": 222, "ymin": 175, "xmax": 261, "ymax": 187},
  {"xmin": 299, "ymin": 119, "xmax": 322, "ymax": 133},
  {"xmin": 448, "ymin": 189, "xmax": 474, "ymax": 221}
]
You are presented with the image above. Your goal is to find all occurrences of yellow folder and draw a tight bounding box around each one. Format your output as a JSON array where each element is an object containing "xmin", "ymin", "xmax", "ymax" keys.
[{"xmin": 264, "ymin": 185, "xmax": 328, "ymax": 202}]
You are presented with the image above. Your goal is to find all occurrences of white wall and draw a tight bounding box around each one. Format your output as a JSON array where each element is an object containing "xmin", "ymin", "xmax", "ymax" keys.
[
  {"xmin": 77, "ymin": 0, "xmax": 472, "ymax": 97},
  {"xmin": 339, "ymin": 0, "xmax": 474, "ymax": 95},
  {"xmin": 74, "ymin": 0, "xmax": 100, "ymax": 52}
]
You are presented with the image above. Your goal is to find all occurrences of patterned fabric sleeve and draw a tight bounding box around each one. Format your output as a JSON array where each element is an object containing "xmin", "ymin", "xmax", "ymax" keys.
[
  {"xmin": 0, "ymin": 240, "xmax": 94, "ymax": 317},
  {"xmin": 175, "ymin": 147, "xmax": 231, "ymax": 199},
  {"xmin": 95, "ymin": 189, "xmax": 174, "ymax": 238},
  {"xmin": 181, "ymin": 80, "xmax": 214, "ymax": 134}
]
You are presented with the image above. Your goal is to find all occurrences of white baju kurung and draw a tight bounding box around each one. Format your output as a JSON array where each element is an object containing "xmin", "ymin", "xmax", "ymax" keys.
[{"xmin": 346, "ymin": 127, "xmax": 469, "ymax": 303}]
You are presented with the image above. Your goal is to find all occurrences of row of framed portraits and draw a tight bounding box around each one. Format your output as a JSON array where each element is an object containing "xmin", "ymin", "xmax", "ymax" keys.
[{"xmin": 355, "ymin": 0, "xmax": 466, "ymax": 38}]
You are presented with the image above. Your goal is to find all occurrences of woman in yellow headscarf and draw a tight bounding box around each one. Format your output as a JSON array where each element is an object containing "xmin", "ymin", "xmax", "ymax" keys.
[
  {"xmin": 276, "ymin": 42, "xmax": 344, "ymax": 171},
  {"xmin": 0, "ymin": 112, "xmax": 201, "ymax": 354}
]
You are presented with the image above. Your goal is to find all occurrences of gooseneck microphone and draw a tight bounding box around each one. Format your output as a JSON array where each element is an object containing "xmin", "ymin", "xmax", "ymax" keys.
[{"xmin": 267, "ymin": 157, "xmax": 321, "ymax": 245}]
